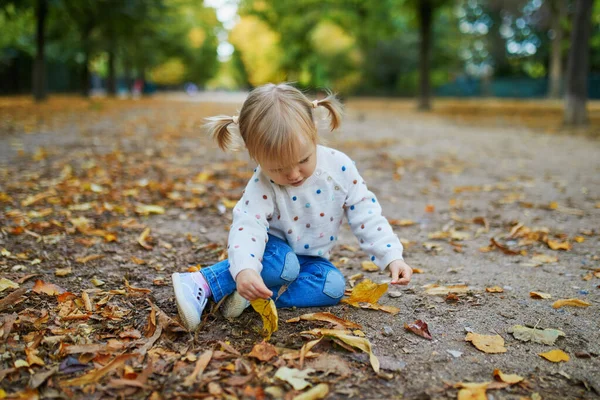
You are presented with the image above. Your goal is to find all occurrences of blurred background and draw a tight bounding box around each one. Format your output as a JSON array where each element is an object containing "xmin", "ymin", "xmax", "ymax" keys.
[{"xmin": 0, "ymin": 0, "xmax": 598, "ymax": 126}]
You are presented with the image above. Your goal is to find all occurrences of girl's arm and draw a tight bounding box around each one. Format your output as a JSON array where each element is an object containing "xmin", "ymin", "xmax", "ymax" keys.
[
  {"xmin": 343, "ymin": 160, "xmax": 404, "ymax": 270},
  {"xmin": 227, "ymin": 168, "xmax": 275, "ymax": 280}
]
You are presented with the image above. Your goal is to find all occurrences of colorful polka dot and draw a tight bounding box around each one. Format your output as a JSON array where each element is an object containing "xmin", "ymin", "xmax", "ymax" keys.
[
  {"xmin": 350, "ymin": 205, "xmax": 355, "ymax": 210},
  {"xmin": 387, "ymin": 244, "xmax": 391, "ymax": 247},
  {"xmin": 292, "ymin": 196, "xmax": 297, "ymax": 201},
  {"xmin": 254, "ymin": 178, "xmax": 259, "ymax": 182},
  {"xmin": 294, "ymin": 216, "xmax": 299, "ymax": 221},
  {"xmin": 342, "ymin": 166, "xmax": 346, "ymax": 171},
  {"xmin": 263, "ymin": 195, "xmax": 268, "ymax": 200},
  {"xmin": 361, "ymin": 224, "xmax": 365, "ymax": 229},
  {"xmin": 238, "ymin": 227, "xmax": 244, "ymax": 231},
  {"xmin": 330, "ymin": 217, "xmax": 334, "ymax": 221},
  {"xmin": 251, "ymin": 254, "xmax": 255, "ymax": 257},
  {"xmin": 371, "ymin": 256, "xmax": 375, "ymax": 261},
  {"xmin": 305, "ymin": 203, "xmax": 311, "ymax": 208},
  {"xmin": 288, "ymin": 229, "xmax": 293, "ymax": 234},
  {"xmin": 252, "ymin": 238, "xmax": 256, "ymax": 242},
  {"xmin": 318, "ymin": 250, "xmax": 323, "ymax": 256},
  {"xmin": 306, "ymin": 223, "xmax": 311, "ymax": 228},
  {"xmin": 316, "ymin": 189, "xmax": 321, "ymax": 194},
  {"xmin": 304, "ymin": 244, "xmax": 310, "ymax": 249},
  {"xmin": 330, "ymin": 236, "xmax": 334, "ymax": 241},
  {"xmin": 377, "ymin": 227, "xmax": 382, "ymax": 231},
  {"xmin": 255, "ymin": 214, "xmax": 261, "ymax": 219},
  {"xmin": 372, "ymin": 198, "xmax": 376, "ymax": 203},
  {"xmin": 353, "ymin": 180, "xmax": 357, "ymax": 184},
  {"xmin": 320, "ymin": 212, "xmax": 325, "ymax": 217}
]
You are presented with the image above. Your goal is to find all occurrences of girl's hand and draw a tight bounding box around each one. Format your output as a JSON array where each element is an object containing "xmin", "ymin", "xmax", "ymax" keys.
[
  {"xmin": 235, "ymin": 269, "xmax": 273, "ymax": 301},
  {"xmin": 388, "ymin": 259, "xmax": 413, "ymax": 285}
]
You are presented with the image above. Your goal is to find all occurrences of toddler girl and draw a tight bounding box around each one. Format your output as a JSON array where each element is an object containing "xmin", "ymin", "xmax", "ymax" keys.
[{"xmin": 172, "ymin": 83, "xmax": 413, "ymax": 330}]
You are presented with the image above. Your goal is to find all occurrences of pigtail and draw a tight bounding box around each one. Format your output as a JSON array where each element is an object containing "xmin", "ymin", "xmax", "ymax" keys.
[
  {"xmin": 204, "ymin": 115, "xmax": 239, "ymax": 151},
  {"xmin": 313, "ymin": 91, "xmax": 343, "ymax": 131}
]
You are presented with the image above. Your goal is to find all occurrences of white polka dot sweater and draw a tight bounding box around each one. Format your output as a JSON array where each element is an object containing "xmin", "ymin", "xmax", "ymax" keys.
[{"xmin": 227, "ymin": 145, "xmax": 404, "ymax": 280}]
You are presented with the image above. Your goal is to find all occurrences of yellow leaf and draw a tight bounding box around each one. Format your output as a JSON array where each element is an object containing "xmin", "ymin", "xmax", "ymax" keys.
[
  {"xmin": 274, "ymin": 366, "xmax": 314, "ymax": 390},
  {"xmin": 248, "ymin": 341, "xmax": 278, "ymax": 361},
  {"xmin": 55, "ymin": 267, "xmax": 72, "ymax": 277},
  {"xmin": 0, "ymin": 278, "xmax": 19, "ymax": 292},
  {"xmin": 486, "ymin": 286, "xmax": 504, "ymax": 293},
  {"xmin": 14, "ymin": 359, "xmax": 29, "ymax": 368},
  {"xmin": 465, "ymin": 332, "xmax": 507, "ymax": 353},
  {"xmin": 285, "ymin": 312, "xmax": 362, "ymax": 329},
  {"xmin": 361, "ymin": 261, "xmax": 379, "ymax": 272},
  {"xmin": 552, "ymin": 298, "xmax": 591, "ymax": 309},
  {"xmin": 61, "ymin": 354, "xmax": 135, "ymax": 386},
  {"xmin": 293, "ymin": 383, "xmax": 329, "ymax": 400},
  {"xmin": 539, "ymin": 349, "xmax": 569, "ymax": 362},
  {"xmin": 493, "ymin": 369, "xmax": 523, "ymax": 384},
  {"xmin": 32, "ymin": 279, "xmax": 65, "ymax": 295},
  {"xmin": 138, "ymin": 227, "xmax": 153, "ymax": 250},
  {"xmin": 529, "ymin": 291, "xmax": 552, "ymax": 299},
  {"xmin": 573, "ymin": 236, "xmax": 585, "ymax": 243},
  {"xmin": 423, "ymin": 284, "xmax": 469, "ymax": 296},
  {"xmin": 135, "ymin": 204, "xmax": 165, "ymax": 216},
  {"xmin": 547, "ymin": 240, "xmax": 571, "ymax": 251},
  {"xmin": 455, "ymin": 382, "xmax": 490, "ymax": 400},
  {"xmin": 250, "ymin": 298, "xmax": 278, "ymax": 341},
  {"xmin": 341, "ymin": 279, "xmax": 387, "ymax": 306}
]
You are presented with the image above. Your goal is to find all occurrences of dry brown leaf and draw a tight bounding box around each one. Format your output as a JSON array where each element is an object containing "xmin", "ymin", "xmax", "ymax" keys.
[
  {"xmin": 54, "ymin": 267, "xmax": 72, "ymax": 277},
  {"xmin": 455, "ymin": 382, "xmax": 490, "ymax": 400},
  {"xmin": 465, "ymin": 332, "xmax": 507, "ymax": 353},
  {"xmin": 388, "ymin": 219, "xmax": 415, "ymax": 227},
  {"xmin": 183, "ymin": 350, "xmax": 213, "ymax": 386},
  {"xmin": 32, "ymin": 280, "xmax": 65, "ymax": 295},
  {"xmin": 292, "ymin": 383, "xmax": 329, "ymax": 400},
  {"xmin": 552, "ymin": 298, "xmax": 591, "ymax": 309},
  {"xmin": 546, "ymin": 239, "xmax": 571, "ymax": 251},
  {"xmin": 76, "ymin": 254, "xmax": 104, "ymax": 264},
  {"xmin": 131, "ymin": 257, "xmax": 146, "ymax": 265},
  {"xmin": 61, "ymin": 354, "xmax": 135, "ymax": 386},
  {"xmin": 423, "ymin": 284, "xmax": 469, "ymax": 296},
  {"xmin": 248, "ymin": 341, "xmax": 278, "ymax": 362},
  {"xmin": 539, "ymin": 349, "xmax": 569, "ymax": 362},
  {"xmin": 404, "ymin": 320, "xmax": 432, "ymax": 340},
  {"xmin": 485, "ymin": 286, "xmax": 504, "ymax": 293},
  {"xmin": 286, "ymin": 312, "xmax": 361, "ymax": 329}
]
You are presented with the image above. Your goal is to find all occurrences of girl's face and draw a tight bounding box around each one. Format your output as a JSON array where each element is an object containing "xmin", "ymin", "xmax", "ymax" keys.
[{"xmin": 260, "ymin": 138, "xmax": 317, "ymax": 187}]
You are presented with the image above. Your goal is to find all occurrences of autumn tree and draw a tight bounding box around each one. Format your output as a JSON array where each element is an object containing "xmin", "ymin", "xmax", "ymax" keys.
[{"xmin": 564, "ymin": 0, "xmax": 593, "ymax": 126}]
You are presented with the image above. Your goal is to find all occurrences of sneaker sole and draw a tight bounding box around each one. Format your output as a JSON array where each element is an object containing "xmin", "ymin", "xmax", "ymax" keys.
[
  {"xmin": 222, "ymin": 291, "xmax": 250, "ymax": 319},
  {"xmin": 172, "ymin": 273, "xmax": 200, "ymax": 331}
]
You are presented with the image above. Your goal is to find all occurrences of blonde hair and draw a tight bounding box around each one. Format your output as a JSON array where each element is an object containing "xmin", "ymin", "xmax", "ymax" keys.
[{"xmin": 205, "ymin": 83, "xmax": 343, "ymax": 167}]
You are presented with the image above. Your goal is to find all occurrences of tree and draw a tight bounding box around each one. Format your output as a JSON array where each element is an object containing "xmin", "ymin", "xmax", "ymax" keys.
[
  {"xmin": 547, "ymin": 0, "xmax": 566, "ymax": 98},
  {"xmin": 32, "ymin": 0, "xmax": 47, "ymax": 101},
  {"xmin": 564, "ymin": 0, "xmax": 593, "ymax": 126}
]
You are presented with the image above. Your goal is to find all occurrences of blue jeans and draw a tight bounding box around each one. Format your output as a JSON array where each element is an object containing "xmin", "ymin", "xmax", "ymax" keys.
[{"xmin": 201, "ymin": 235, "xmax": 346, "ymax": 308}]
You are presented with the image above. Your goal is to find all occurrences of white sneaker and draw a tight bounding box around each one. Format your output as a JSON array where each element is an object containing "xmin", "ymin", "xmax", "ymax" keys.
[
  {"xmin": 172, "ymin": 272, "xmax": 208, "ymax": 331},
  {"xmin": 221, "ymin": 291, "xmax": 250, "ymax": 319}
]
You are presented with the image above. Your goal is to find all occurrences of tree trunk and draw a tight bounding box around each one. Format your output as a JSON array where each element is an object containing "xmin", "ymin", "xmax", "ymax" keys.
[
  {"xmin": 107, "ymin": 29, "xmax": 117, "ymax": 96},
  {"xmin": 548, "ymin": 0, "xmax": 565, "ymax": 99},
  {"xmin": 33, "ymin": 0, "xmax": 48, "ymax": 102},
  {"xmin": 417, "ymin": 0, "xmax": 433, "ymax": 111},
  {"xmin": 80, "ymin": 22, "xmax": 93, "ymax": 97},
  {"xmin": 564, "ymin": 0, "xmax": 593, "ymax": 126}
]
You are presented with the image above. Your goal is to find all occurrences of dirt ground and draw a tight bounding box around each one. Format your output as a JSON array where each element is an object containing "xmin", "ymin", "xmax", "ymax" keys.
[{"xmin": 0, "ymin": 94, "xmax": 599, "ymax": 399}]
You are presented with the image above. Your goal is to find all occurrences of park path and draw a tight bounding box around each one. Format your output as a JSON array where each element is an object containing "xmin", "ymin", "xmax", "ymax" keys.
[{"xmin": 1, "ymin": 93, "xmax": 599, "ymax": 398}]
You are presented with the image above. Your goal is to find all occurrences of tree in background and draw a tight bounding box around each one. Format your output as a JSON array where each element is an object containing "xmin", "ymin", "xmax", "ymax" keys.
[
  {"xmin": 546, "ymin": 0, "xmax": 566, "ymax": 98},
  {"xmin": 564, "ymin": 0, "xmax": 594, "ymax": 126}
]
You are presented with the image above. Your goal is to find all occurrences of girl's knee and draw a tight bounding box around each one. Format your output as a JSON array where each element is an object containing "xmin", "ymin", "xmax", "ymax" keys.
[
  {"xmin": 322, "ymin": 269, "xmax": 345, "ymax": 300},
  {"xmin": 280, "ymin": 251, "xmax": 300, "ymax": 282}
]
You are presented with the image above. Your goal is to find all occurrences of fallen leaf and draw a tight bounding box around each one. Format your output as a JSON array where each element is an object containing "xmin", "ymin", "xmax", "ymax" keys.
[
  {"xmin": 404, "ymin": 320, "xmax": 432, "ymax": 340},
  {"xmin": 250, "ymin": 298, "xmax": 278, "ymax": 341},
  {"xmin": 486, "ymin": 286, "xmax": 504, "ymax": 293},
  {"xmin": 455, "ymin": 382, "xmax": 490, "ymax": 400},
  {"xmin": 492, "ymin": 369, "xmax": 523, "ymax": 384},
  {"xmin": 361, "ymin": 261, "xmax": 379, "ymax": 272},
  {"xmin": 131, "ymin": 257, "xmax": 146, "ymax": 265},
  {"xmin": 465, "ymin": 332, "xmax": 507, "ymax": 353},
  {"xmin": 286, "ymin": 312, "xmax": 361, "ymax": 330},
  {"xmin": 135, "ymin": 204, "xmax": 165, "ymax": 215},
  {"xmin": 183, "ymin": 350, "xmax": 213, "ymax": 387},
  {"xmin": 54, "ymin": 267, "xmax": 72, "ymax": 277},
  {"xmin": 573, "ymin": 236, "xmax": 585, "ymax": 243},
  {"xmin": 529, "ymin": 291, "xmax": 552, "ymax": 299},
  {"xmin": 423, "ymin": 284, "xmax": 469, "ymax": 296},
  {"xmin": 32, "ymin": 280, "xmax": 65, "ymax": 295},
  {"xmin": 76, "ymin": 254, "xmax": 104, "ymax": 264},
  {"xmin": 508, "ymin": 325, "xmax": 565, "ymax": 345},
  {"xmin": 388, "ymin": 219, "xmax": 415, "ymax": 226},
  {"xmin": 0, "ymin": 278, "xmax": 19, "ymax": 292},
  {"xmin": 342, "ymin": 279, "xmax": 387, "ymax": 306},
  {"xmin": 546, "ymin": 239, "xmax": 571, "ymax": 251},
  {"xmin": 60, "ymin": 354, "xmax": 135, "ymax": 386},
  {"xmin": 303, "ymin": 329, "xmax": 380, "ymax": 373},
  {"xmin": 292, "ymin": 383, "xmax": 329, "ymax": 400},
  {"xmin": 552, "ymin": 298, "xmax": 591, "ymax": 309},
  {"xmin": 138, "ymin": 227, "xmax": 153, "ymax": 250},
  {"xmin": 274, "ymin": 367, "xmax": 314, "ymax": 390},
  {"xmin": 248, "ymin": 341, "xmax": 278, "ymax": 362},
  {"xmin": 90, "ymin": 277, "xmax": 105, "ymax": 287},
  {"xmin": 539, "ymin": 349, "xmax": 569, "ymax": 362},
  {"xmin": 305, "ymin": 354, "xmax": 351, "ymax": 377}
]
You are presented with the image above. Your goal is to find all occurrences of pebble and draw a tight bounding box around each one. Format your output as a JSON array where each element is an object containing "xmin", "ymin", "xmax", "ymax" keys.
[
  {"xmin": 579, "ymin": 290, "xmax": 589, "ymax": 295},
  {"xmin": 382, "ymin": 326, "xmax": 394, "ymax": 337},
  {"xmin": 388, "ymin": 291, "xmax": 402, "ymax": 298},
  {"xmin": 447, "ymin": 350, "xmax": 463, "ymax": 358}
]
